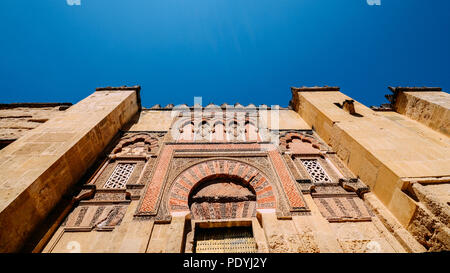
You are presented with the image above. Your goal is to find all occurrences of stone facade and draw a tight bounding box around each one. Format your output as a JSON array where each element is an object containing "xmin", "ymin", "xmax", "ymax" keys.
[
  {"xmin": 0, "ymin": 85, "xmax": 448, "ymax": 253},
  {"xmin": 0, "ymin": 103, "xmax": 72, "ymax": 149}
]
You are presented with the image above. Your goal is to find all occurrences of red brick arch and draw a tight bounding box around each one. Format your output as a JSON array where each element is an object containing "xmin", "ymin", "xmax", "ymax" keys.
[{"xmin": 167, "ymin": 159, "xmax": 276, "ymax": 213}]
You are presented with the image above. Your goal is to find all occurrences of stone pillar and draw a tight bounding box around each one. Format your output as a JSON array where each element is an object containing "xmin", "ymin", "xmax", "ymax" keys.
[
  {"xmin": 164, "ymin": 212, "xmax": 189, "ymax": 253},
  {"xmin": 252, "ymin": 218, "xmax": 269, "ymax": 253},
  {"xmin": 0, "ymin": 86, "xmax": 140, "ymax": 252},
  {"xmin": 257, "ymin": 210, "xmax": 281, "ymax": 252},
  {"xmin": 257, "ymin": 209, "xmax": 302, "ymax": 253},
  {"xmin": 115, "ymin": 201, "xmax": 154, "ymax": 253}
]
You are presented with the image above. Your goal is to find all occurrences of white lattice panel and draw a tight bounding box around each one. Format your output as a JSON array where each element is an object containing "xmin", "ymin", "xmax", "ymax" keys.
[
  {"xmin": 301, "ymin": 159, "xmax": 331, "ymax": 183},
  {"xmin": 103, "ymin": 163, "xmax": 135, "ymax": 189}
]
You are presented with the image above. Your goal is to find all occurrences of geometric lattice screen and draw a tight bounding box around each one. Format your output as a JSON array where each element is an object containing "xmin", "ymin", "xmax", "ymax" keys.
[
  {"xmin": 194, "ymin": 227, "xmax": 257, "ymax": 253},
  {"xmin": 103, "ymin": 163, "xmax": 135, "ymax": 189},
  {"xmin": 300, "ymin": 159, "xmax": 332, "ymax": 183}
]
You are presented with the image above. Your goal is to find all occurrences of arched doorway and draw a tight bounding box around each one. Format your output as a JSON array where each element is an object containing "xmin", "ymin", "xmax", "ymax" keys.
[
  {"xmin": 166, "ymin": 159, "xmax": 276, "ymax": 253},
  {"xmin": 189, "ymin": 174, "xmax": 256, "ymax": 220},
  {"xmin": 189, "ymin": 175, "xmax": 257, "ymax": 253}
]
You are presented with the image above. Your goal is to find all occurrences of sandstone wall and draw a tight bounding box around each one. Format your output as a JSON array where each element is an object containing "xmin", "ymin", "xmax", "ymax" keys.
[
  {"xmin": 394, "ymin": 90, "xmax": 450, "ymax": 137},
  {"xmin": 0, "ymin": 88, "xmax": 140, "ymax": 252},
  {"xmin": 290, "ymin": 87, "xmax": 450, "ymax": 251},
  {"xmin": 43, "ymin": 200, "xmax": 154, "ymax": 253},
  {"xmin": 41, "ymin": 102, "xmax": 413, "ymax": 253},
  {"xmin": 0, "ymin": 103, "xmax": 72, "ymax": 148},
  {"xmin": 5, "ymin": 86, "xmax": 441, "ymax": 253},
  {"xmin": 43, "ymin": 199, "xmax": 411, "ymax": 253},
  {"xmin": 128, "ymin": 108, "xmax": 311, "ymax": 132}
]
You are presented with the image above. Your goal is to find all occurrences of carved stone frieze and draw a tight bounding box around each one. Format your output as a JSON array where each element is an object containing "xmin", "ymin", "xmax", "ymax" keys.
[{"xmin": 61, "ymin": 204, "xmax": 128, "ymax": 231}]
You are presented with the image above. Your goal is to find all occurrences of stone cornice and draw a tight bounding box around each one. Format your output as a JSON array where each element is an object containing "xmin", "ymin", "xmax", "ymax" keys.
[
  {"xmin": 291, "ymin": 86, "xmax": 340, "ymax": 93},
  {"xmin": 0, "ymin": 103, "xmax": 72, "ymax": 110},
  {"xmin": 388, "ymin": 86, "xmax": 442, "ymax": 93},
  {"xmin": 96, "ymin": 85, "xmax": 142, "ymax": 110}
]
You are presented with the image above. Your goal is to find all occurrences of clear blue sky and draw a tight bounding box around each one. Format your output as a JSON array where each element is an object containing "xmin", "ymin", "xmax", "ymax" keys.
[{"xmin": 0, "ymin": 0, "xmax": 449, "ymax": 107}]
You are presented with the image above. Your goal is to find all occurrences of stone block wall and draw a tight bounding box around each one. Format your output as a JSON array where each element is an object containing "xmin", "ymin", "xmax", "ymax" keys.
[
  {"xmin": 0, "ymin": 103, "xmax": 72, "ymax": 149},
  {"xmin": 290, "ymin": 86, "xmax": 450, "ymax": 251},
  {"xmin": 0, "ymin": 88, "xmax": 140, "ymax": 252},
  {"xmin": 393, "ymin": 88, "xmax": 450, "ymax": 137},
  {"xmin": 41, "ymin": 101, "xmax": 418, "ymax": 253},
  {"xmin": 2, "ymin": 85, "xmax": 446, "ymax": 253}
]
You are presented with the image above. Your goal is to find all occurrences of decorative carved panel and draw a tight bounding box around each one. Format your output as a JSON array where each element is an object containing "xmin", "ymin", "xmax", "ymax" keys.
[
  {"xmin": 103, "ymin": 163, "xmax": 136, "ymax": 189},
  {"xmin": 61, "ymin": 205, "xmax": 128, "ymax": 231},
  {"xmin": 312, "ymin": 195, "xmax": 373, "ymax": 222},
  {"xmin": 300, "ymin": 159, "xmax": 332, "ymax": 184},
  {"xmin": 111, "ymin": 132, "xmax": 164, "ymax": 158},
  {"xmin": 174, "ymin": 115, "xmax": 261, "ymax": 142}
]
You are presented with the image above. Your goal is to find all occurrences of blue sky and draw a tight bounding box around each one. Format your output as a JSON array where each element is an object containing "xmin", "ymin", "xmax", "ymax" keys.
[{"xmin": 0, "ymin": 0, "xmax": 449, "ymax": 108}]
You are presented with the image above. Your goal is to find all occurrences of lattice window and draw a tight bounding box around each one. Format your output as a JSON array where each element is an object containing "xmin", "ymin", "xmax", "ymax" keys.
[
  {"xmin": 103, "ymin": 163, "xmax": 135, "ymax": 189},
  {"xmin": 301, "ymin": 159, "xmax": 332, "ymax": 183},
  {"xmin": 195, "ymin": 227, "xmax": 257, "ymax": 253}
]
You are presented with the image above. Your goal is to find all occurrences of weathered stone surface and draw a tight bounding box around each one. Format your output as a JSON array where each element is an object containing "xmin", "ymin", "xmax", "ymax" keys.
[
  {"xmin": 411, "ymin": 183, "xmax": 450, "ymax": 228},
  {"xmin": 164, "ymin": 212, "xmax": 189, "ymax": 253},
  {"xmin": 292, "ymin": 195, "xmax": 342, "ymax": 253},
  {"xmin": 191, "ymin": 181, "xmax": 255, "ymax": 201},
  {"xmin": 0, "ymin": 103, "xmax": 72, "ymax": 146},
  {"xmin": 364, "ymin": 192, "xmax": 426, "ymax": 252},
  {"xmin": 43, "ymin": 200, "xmax": 154, "ymax": 253},
  {"xmin": 330, "ymin": 221, "xmax": 400, "ymax": 253},
  {"xmin": 290, "ymin": 86, "xmax": 450, "ymax": 251},
  {"xmin": 407, "ymin": 196, "xmax": 450, "ymax": 251},
  {"xmin": 0, "ymin": 88, "xmax": 139, "ymax": 252},
  {"xmin": 394, "ymin": 90, "xmax": 450, "ymax": 136},
  {"xmin": 3, "ymin": 85, "xmax": 446, "ymax": 253}
]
